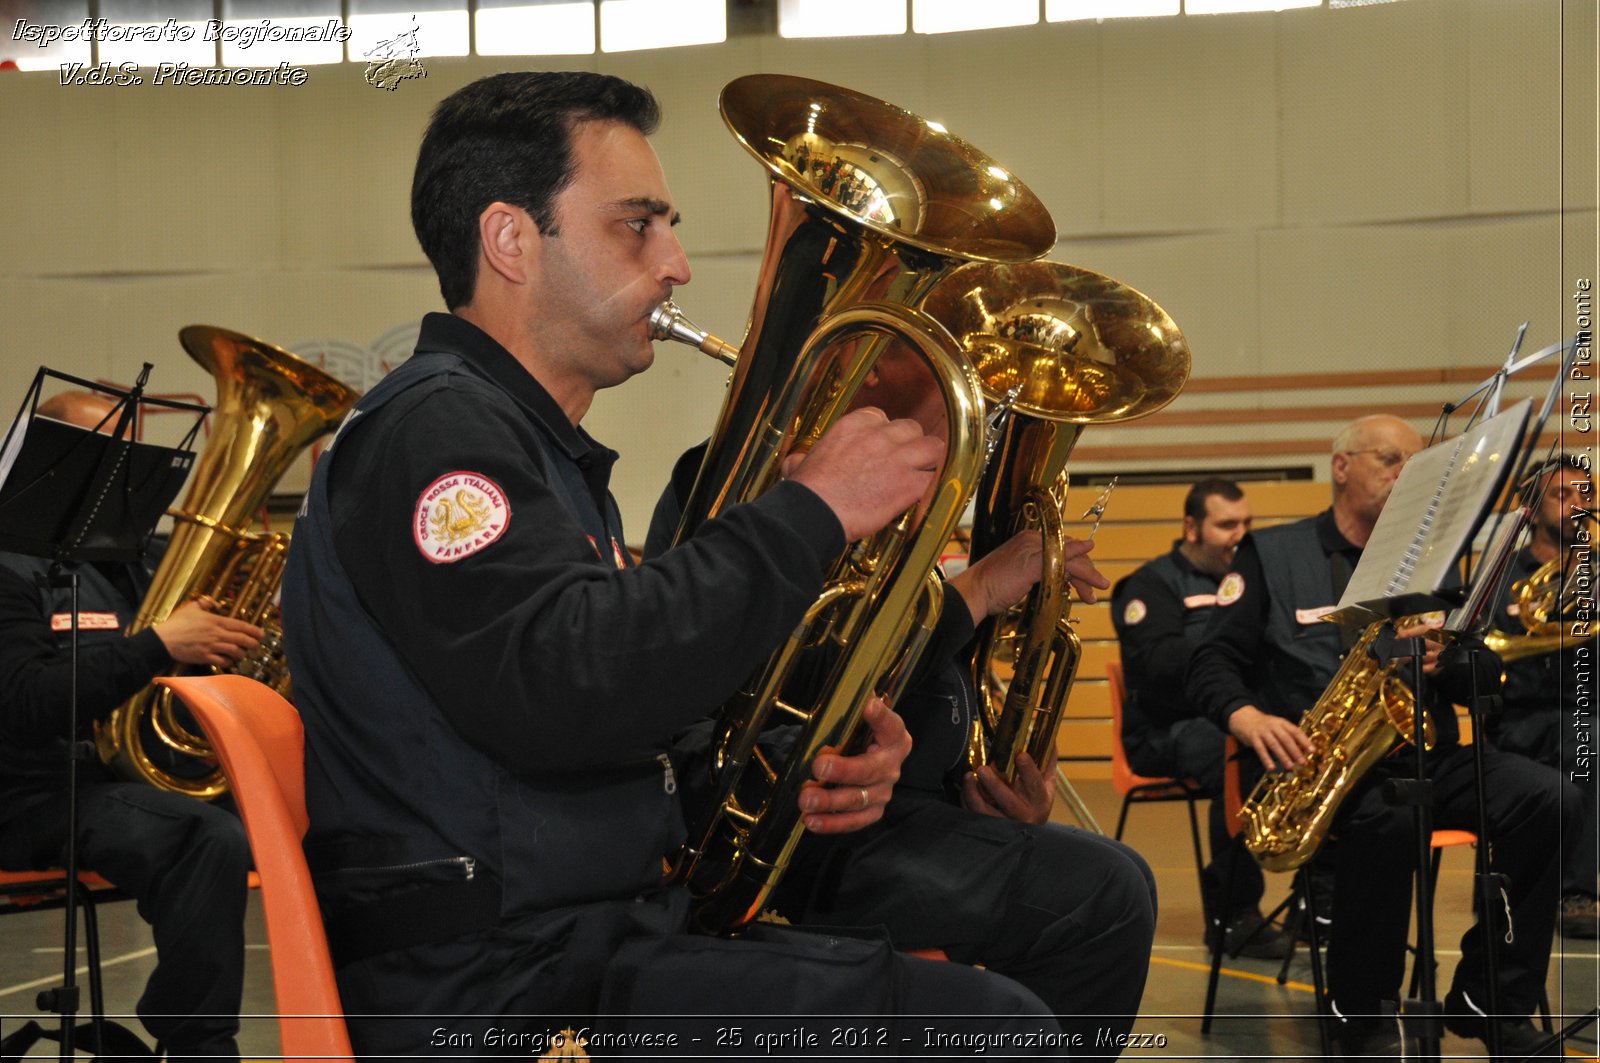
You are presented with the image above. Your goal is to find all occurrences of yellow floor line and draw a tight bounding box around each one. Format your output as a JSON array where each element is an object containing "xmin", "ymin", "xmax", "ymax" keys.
[{"xmin": 1150, "ymin": 953, "xmax": 1319, "ymax": 993}]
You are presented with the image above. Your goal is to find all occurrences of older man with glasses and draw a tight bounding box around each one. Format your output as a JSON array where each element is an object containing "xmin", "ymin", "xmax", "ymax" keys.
[{"xmin": 1187, "ymin": 415, "xmax": 1576, "ymax": 1060}]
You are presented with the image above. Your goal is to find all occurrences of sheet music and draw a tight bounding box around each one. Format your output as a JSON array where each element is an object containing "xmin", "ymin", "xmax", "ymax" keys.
[
  {"xmin": 1334, "ymin": 400, "xmax": 1530, "ymax": 620},
  {"xmin": 1445, "ymin": 505, "xmax": 1530, "ymax": 635},
  {"xmin": 0, "ymin": 410, "xmax": 29, "ymax": 494}
]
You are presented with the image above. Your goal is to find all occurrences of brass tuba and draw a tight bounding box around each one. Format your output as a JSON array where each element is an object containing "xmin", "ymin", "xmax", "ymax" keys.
[
  {"xmin": 1239, "ymin": 616, "xmax": 1438, "ymax": 872},
  {"xmin": 653, "ymin": 74, "xmax": 1054, "ymax": 933},
  {"xmin": 920, "ymin": 261, "xmax": 1190, "ymax": 798},
  {"xmin": 95, "ymin": 326, "xmax": 359, "ymax": 799}
]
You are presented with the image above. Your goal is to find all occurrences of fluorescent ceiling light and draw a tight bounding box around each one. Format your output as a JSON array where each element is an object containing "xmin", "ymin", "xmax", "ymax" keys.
[
  {"xmin": 477, "ymin": 2, "xmax": 595, "ymax": 54},
  {"xmin": 779, "ymin": 0, "xmax": 906, "ymax": 37},
  {"xmin": 600, "ymin": 0, "xmax": 724, "ymax": 51},
  {"xmin": 914, "ymin": 0, "xmax": 1038, "ymax": 34},
  {"xmin": 1046, "ymin": 0, "xmax": 1178, "ymax": 19}
]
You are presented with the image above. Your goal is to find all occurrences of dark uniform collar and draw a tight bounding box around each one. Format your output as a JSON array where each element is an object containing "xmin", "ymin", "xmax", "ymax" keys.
[
  {"xmin": 415, "ymin": 312, "xmax": 619, "ymax": 479},
  {"xmin": 1314, "ymin": 508, "xmax": 1362, "ymax": 557},
  {"xmin": 1166, "ymin": 540, "xmax": 1211, "ymax": 580}
]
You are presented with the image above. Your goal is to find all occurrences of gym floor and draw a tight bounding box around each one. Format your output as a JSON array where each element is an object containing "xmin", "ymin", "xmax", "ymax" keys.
[{"xmin": 2, "ymin": 778, "xmax": 1595, "ymax": 1060}]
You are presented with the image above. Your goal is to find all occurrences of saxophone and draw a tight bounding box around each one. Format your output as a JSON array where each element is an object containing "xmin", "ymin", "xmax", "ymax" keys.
[
  {"xmin": 94, "ymin": 325, "xmax": 358, "ymax": 799},
  {"xmin": 1239, "ymin": 617, "xmax": 1438, "ymax": 872}
]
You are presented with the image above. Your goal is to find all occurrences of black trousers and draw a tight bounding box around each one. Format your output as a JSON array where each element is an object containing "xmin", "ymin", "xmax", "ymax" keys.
[
  {"xmin": 0, "ymin": 782, "xmax": 250, "ymax": 1061},
  {"xmin": 1307, "ymin": 745, "xmax": 1576, "ymax": 1017},
  {"xmin": 1128, "ymin": 716, "xmax": 1267, "ymax": 920},
  {"xmin": 1488, "ymin": 708, "xmax": 1599, "ymax": 900},
  {"xmin": 783, "ymin": 795, "xmax": 1158, "ymax": 1059},
  {"xmin": 333, "ymin": 890, "xmax": 1064, "ymax": 1059}
]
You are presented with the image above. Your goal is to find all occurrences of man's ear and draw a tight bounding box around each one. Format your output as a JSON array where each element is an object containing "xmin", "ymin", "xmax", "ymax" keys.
[
  {"xmin": 1330, "ymin": 450, "xmax": 1351, "ymax": 487},
  {"xmin": 1181, "ymin": 515, "xmax": 1199, "ymax": 545},
  {"xmin": 478, "ymin": 202, "xmax": 533, "ymax": 287}
]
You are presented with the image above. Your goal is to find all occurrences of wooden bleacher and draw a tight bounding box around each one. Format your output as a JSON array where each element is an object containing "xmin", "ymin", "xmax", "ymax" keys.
[{"xmin": 1055, "ymin": 479, "xmax": 1332, "ymax": 779}]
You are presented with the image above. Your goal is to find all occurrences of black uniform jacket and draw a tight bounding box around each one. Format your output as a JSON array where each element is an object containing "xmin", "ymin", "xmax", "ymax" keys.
[{"xmin": 1110, "ymin": 543, "xmax": 1219, "ymax": 754}]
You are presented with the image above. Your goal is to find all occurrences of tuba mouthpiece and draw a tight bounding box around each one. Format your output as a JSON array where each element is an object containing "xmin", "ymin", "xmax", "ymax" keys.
[{"xmin": 649, "ymin": 301, "xmax": 739, "ymax": 367}]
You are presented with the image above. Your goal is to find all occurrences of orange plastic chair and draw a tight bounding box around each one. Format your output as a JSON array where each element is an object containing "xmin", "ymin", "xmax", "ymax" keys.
[
  {"xmin": 156, "ymin": 675, "xmax": 353, "ymax": 1063},
  {"xmin": 1106, "ymin": 661, "xmax": 1206, "ymax": 881}
]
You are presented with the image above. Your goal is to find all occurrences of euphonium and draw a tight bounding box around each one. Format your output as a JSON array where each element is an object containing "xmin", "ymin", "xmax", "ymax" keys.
[
  {"xmin": 95, "ymin": 326, "xmax": 358, "ymax": 799},
  {"xmin": 654, "ymin": 74, "xmax": 1054, "ymax": 933},
  {"xmin": 1239, "ymin": 617, "xmax": 1438, "ymax": 872},
  {"xmin": 920, "ymin": 262, "xmax": 1190, "ymax": 794}
]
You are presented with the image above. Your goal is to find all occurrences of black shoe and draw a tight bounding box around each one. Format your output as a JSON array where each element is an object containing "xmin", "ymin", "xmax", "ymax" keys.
[
  {"xmin": 1559, "ymin": 893, "xmax": 1600, "ymax": 938},
  {"xmin": 1205, "ymin": 908, "xmax": 1293, "ymax": 959},
  {"xmin": 1443, "ymin": 988, "xmax": 1558, "ymax": 1058},
  {"xmin": 1331, "ymin": 1016, "xmax": 1405, "ymax": 1061}
]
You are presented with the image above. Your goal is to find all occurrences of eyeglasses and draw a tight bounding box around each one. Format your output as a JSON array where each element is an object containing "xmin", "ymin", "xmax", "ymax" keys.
[{"xmin": 1342, "ymin": 448, "xmax": 1415, "ymax": 469}]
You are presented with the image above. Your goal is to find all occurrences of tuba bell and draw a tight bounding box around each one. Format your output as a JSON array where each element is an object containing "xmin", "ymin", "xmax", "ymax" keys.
[
  {"xmin": 919, "ymin": 261, "xmax": 1190, "ymax": 799},
  {"xmin": 652, "ymin": 74, "xmax": 1054, "ymax": 933},
  {"xmin": 94, "ymin": 326, "xmax": 359, "ymax": 799}
]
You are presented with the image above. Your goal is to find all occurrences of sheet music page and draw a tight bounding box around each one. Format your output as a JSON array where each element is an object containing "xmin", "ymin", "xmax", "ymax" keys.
[
  {"xmin": 0, "ymin": 410, "xmax": 32, "ymax": 494},
  {"xmin": 1336, "ymin": 400, "xmax": 1530, "ymax": 616},
  {"xmin": 1445, "ymin": 505, "xmax": 1530, "ymax": 634}
]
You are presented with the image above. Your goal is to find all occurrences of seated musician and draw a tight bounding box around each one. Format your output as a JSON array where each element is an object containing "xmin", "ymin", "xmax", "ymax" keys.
[
  {"xmin": 647, "ymin": 340, "xmax": 1159, "ymax": 1059},
  {"xmin": 0, "ymin": 390, "xmax": 258, "ymax": 1063},
  {"xmin": 1484, "ymin": 454, "xmax": 1598, "ymax": 938},
  {"xmin": 1111, "ymin": 478, "xmax": 1292, "ymax": 959},
  {"xmin": 282, "ymin": 69, "xmax": 1077, "ymax": 1057},
  {"xmin": 1186, "ymin": 413, "xmax": 1575, "ymax": 1059}
]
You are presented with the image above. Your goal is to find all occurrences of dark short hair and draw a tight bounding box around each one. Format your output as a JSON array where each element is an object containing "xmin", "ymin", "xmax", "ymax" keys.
[
  {"xmin": 1522, "ymin": 453, "xmax": 1592, "ymax": 490},
  {"xmin": 411, "ymin": 71, "xmax": 662, "ymax": 310},
  {"xmin": 1183, "ymin": 478, "xmax": 1245, "ymax": 524}
]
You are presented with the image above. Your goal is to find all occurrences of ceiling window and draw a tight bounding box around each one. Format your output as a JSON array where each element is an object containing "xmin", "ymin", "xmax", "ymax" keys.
[
  {"xmin": 476, "ymin": 0, "xmax": 596, "ymax": 54},
  {"xmin": 913, "ymin": 0, "xmax": 1039, "ymax": 33},
  {"xmin": 600, "ymin": 0, "xmax": 725, "ymax": 51},
  {"xmin": 1186, "ymin": 0, "xmax": 1318, "ymax": 13},
  {"xmin": 4, "ymin": 0, "xmax": 92, "ymax": 70},
  {"xmin": 219, "ymin": 0, "xmax": 344, "ymax": 65},
  {"xmin": 1046, "ymin": 0, "xmax": 1179, "ymax": 19},
  {"xmin": 349, "ymin": 0, "xmax": 468, "ymax": 59},
  {"xmin": 778, "ymin": 0, "xmax": 906, "ymax": 37},
  {"xmin": 99, "ymin": 0, "xmax": 214, "ymax": 67}
]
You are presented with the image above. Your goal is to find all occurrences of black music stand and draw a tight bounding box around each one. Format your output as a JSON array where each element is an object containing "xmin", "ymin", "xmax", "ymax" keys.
[
  {"xmin": 1325, "ymin": 398, "xmax": 1532, "ymax": 1063},
  {"xmin": 0, "ymin": 366, "xmax": 205, "ymax": 1062}
]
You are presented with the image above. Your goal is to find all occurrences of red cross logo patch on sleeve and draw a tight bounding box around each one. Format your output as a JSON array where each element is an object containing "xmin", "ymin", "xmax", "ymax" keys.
[{"xmin": 414, "ymin": 472, "xmax": 510, "ymax": 564}]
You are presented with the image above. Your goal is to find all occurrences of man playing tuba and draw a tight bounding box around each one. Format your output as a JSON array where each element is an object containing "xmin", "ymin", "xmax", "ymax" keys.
[
  {"xmin": 1186, "ymin": 414, "xmax": 1577, "ymax": 1059},
  {"xmin": 283, "ymin": 70, "xmax": 1073, "ymax": 1056},
  {"xmin": 0, "ymin": 390, "xmax": 259, "ymax": 1063}
]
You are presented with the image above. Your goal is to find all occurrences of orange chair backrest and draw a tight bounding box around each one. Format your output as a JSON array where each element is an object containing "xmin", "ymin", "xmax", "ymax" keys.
[
  {"xmin": 1106, "ymin": 660, "xmax": 1137, "ymax": 794},
  {"xmin": 156, "ymin": 675, "xmax": 353, "ymax": 1063}
]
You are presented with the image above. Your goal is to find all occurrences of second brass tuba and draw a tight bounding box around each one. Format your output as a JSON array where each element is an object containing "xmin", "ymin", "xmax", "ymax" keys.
[
  {"xmin": 655, "ymin": 74, "xmax": 1055, "ymax": 933},
  {"xmin": 94, "ymin": 326, "xmax": 358, "ymax": 799},
  {"xmin": 919, "ymin": 261, "xmax": 1190, "ymax": 792}
]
